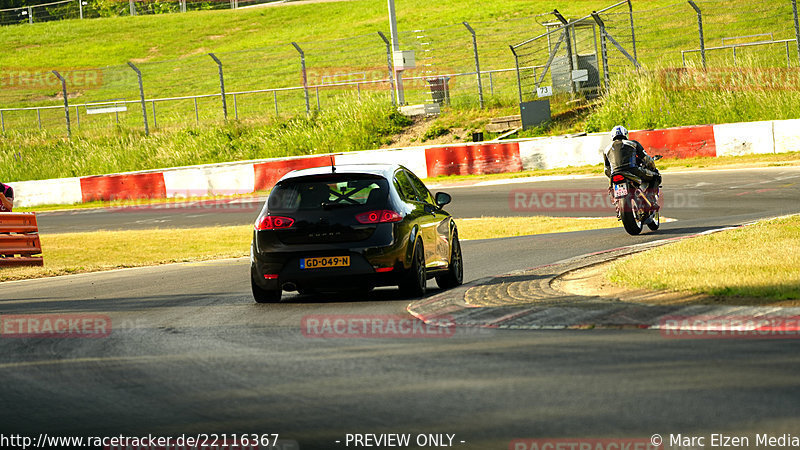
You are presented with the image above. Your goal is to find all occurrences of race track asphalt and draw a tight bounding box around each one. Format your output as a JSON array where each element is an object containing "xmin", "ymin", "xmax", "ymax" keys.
[{"xmin": 2, "ymin": 167, "xmax": 800, "ymax": 449}]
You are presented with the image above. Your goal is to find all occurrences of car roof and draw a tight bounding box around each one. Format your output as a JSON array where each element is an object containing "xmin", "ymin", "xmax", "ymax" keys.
[{"xmin": 279, "ymin": 163, "xmax": 404, "ymax": 182}]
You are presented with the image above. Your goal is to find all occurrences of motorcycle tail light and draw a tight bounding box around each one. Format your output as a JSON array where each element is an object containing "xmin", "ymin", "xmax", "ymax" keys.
[{"xmin": 612, "ymin": 174, "xmax": 625, "ymax": 182}]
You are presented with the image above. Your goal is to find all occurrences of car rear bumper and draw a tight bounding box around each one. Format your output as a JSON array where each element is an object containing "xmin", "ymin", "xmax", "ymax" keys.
[{"xmin": 251, "ymin": 240, "xmax": 408, "ymax": 292}]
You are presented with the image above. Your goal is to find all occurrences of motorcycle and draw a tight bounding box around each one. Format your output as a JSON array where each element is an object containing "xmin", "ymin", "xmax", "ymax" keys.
[{"xmin": 609, "ymin": 155, "xmax": 663, "ymax": 236}]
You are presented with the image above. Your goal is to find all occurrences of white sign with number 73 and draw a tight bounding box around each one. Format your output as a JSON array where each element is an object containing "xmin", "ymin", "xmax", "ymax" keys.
[{"xmin": 537, "ymin": 86, "xmax": 553, "ymax": 98}]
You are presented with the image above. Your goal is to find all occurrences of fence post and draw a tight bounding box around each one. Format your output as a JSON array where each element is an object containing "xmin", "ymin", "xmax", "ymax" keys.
[
  {"xmin": 194, "ymin": 98, "xmax": 199, "ymax": 124},
  {"xmin": 151, "ymin": 101, "xmax": 157, "ymax": 129},
  {"xmin": 626, "ymin": 0, "xmax": 637, "ymax": 62},
  {"xmin": 291, "ymin": 42, "xmax": 310, "ymax": 115},
  {"xmin": 387, "ymin": 0, "xmax": 406, "ymax": 105},
  {"xmin": 793, "ymin": 0, "xmax": 800, "ymax": 67},
  {"xmin": 552, "ymin": 10, "xmax": 576, "ymax": 95},
  {"xmin": 75, "ymin": 106, "xmax": 79, "ymax": 128},
  {"xmin": 78, "ymin": 0, "xmax": 83, "ymax": 19},
  {"xmin": 463, "ymin": 22, "xmax": 484, "ymax": 109},
  {"xmin": 51, "ymin": 71, "xmax": 71, "ymax": 137},
  {"xmin": 129, "ymin": 0, "xmax": 135, "ymax": 16},
  {"xmin": 1, "ymin": 111, "xmax": 5, "ymax": 133},
  {"xmin": 687, "ymin": 0, "xmax": 706, "ymax": 69},
  {"xmin": 127, "ymin": 62, "xmax": 149, "ymax": 136},
  {"xmin": 591, "ymin": 13, "xmax": 611, "ymax": 91},
  {"xmin": 208, "ymin": 53, "xmax": 228, "ymax": 121},
  {"xmin": 509, "ymin": 45, "xmax": 523, "ymax": 105},
  {"xmin": 377, "ymin": 31, "xmax": 396, "ymax": 106},
  {"xmin": 233, "ymin": 93, "xmax": 238, "ymax": 120},
  {"xmin": 37, "ymin": 109, "xmax": 41, "ymax": 130},
  {"xmin": 378, "ymin": 31, "xmax": 397, "ymax": 106},
  {"xmin": 28, "ymin": 6, "xmax": 32, "ymax": 24}
]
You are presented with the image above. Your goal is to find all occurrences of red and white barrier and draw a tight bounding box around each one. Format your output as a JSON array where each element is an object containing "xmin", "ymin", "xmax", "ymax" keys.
[
  {"xmin": 9, "ymin": 177, "xmax": 83, "ymax": 208},
  {"xmin": 629, "ymin": 124, "xmax": 716, "ymax": 159},
  {"xmin": 424, "ymin": 142, "xmax": 522, "ymax": 177},
  {"xmin": 774, "ymin": 119, "xmax": 800, "ymax": 155},
  {"xmin": 713, "ymin": 120, "xmax": 774, "ymax": 157},
  {"xmin": 336, "ymin": 147, "xmax": 429, "ymax": 179},
  {"xmin": 8, "ymin": 118, "xmax": 799, "ymax": 208},
  {"xmin": 519, "ymin": 134, "xmax": 610, "ymax": 170}
]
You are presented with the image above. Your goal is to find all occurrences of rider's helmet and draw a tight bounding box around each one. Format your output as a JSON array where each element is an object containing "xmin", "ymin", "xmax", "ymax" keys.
[{"xmin": 610, "ymin": 125, "xmax": 629, "ymax": 141}]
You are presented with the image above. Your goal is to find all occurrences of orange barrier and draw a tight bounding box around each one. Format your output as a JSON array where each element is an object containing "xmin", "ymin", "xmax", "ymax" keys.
[{"xmin": 0, "ymin": 213, "xmax": 44, "ymax": 267}]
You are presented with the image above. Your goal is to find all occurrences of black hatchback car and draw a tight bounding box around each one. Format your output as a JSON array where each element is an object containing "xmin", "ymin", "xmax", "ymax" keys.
[{"xmin": 250, "ymin": 164, "xmax": 463, "ymax": 302}]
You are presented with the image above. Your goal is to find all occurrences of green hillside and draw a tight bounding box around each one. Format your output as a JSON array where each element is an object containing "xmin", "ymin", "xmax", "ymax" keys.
[{"xmin": 1, "ymin": 0, "xmax": 799, "ymax": 183}]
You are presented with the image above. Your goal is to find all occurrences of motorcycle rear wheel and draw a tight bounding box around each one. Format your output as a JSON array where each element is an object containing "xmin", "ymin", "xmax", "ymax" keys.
[{"xmin": 621, "ymin": 196, "xmax": 643, "ymax": 235}]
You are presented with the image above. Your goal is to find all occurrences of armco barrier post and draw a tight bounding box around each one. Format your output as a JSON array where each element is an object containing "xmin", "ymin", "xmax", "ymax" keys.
[
  {"xmin": 793, "ymin": 0, "xmax": 800, "ymax": 67},
  {"xmin": 292, "ymin": 42, "xmax": 310, "ymax": 116},
  {"xmin": 377, "ymin": 31, "xmax": 397, "ymax": 106},
  {"xmin": 688, "ymin": 0, "xmax": 706, "ymax": 69},
  {"xmin": 127, "ymin": 62, "xmax": 149, "ymax": 136},
  {"xmin": 51, "ymin": 70, "xmax": 71, "ymax": 138},
  {"xmin": 209, "ymin": 53, "xmax": 228, "ymax": 121},
  {"xmin": 463, "ymin": 22, "xmax": 484, "ymax": 109}
]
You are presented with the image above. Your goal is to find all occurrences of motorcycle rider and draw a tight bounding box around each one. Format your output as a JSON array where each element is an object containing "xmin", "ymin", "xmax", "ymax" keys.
[{"xmin": 603, "ymin": 125, "xmax": 661, "ymax": 196}]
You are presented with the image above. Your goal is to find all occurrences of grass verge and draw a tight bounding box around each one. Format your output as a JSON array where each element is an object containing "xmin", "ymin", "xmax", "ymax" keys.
[
  {"xmin": 0, "ymin": 216, "xmax": 618, "ymax": 282},
  {"xmin": 608, "ymin": 215, "xmax": 800, "ymax": 302},
  {"xmin": 586, "ymin": 60, "xmax": 800, "ymax": 132},
  {"xmin": 0, "ymin": 95, "xmax": 410, "ymax": 182}
]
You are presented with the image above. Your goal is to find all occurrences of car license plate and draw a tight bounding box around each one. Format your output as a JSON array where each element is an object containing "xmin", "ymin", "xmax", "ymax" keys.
[
  {"xmin": 613, "ymin": 183, "xmax": 628, "ymax": 198},
  {"xmin": 300, "ymin": 256, "xmax": 350, "ymax": 269}
]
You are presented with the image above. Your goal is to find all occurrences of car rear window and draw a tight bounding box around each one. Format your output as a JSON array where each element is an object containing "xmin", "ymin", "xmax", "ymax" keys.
[{"xmin": 268, "ymin": 174, "xmax": 389, "ymax": 212}]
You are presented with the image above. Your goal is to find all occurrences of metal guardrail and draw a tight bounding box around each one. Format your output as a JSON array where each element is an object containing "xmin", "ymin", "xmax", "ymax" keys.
[{"xmin": 0, "ymin": 212, "xmax": 44, "ymax": 267}]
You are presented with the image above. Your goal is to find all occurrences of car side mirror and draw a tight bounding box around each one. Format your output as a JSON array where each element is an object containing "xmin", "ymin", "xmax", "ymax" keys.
[
  {"xmin": 653, "ymin": 155, "xmax": 663, "ymax": 161},
  {"xmin": 435, "ymin": 192, "xmax": 451, "ymax": 208}
]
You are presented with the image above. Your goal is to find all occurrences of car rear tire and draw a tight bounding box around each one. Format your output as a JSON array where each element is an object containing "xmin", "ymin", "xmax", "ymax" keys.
[
  {"xmin": 252, "ymin": 275, "xmax": 281, "ymax": 303},
  {"xmin": 399, "ymin": 240, "xmax": 426, "ymax": 298},
  {"xmin": 436, "ymin": 232, "xmax": 463, "ymax": 290}
]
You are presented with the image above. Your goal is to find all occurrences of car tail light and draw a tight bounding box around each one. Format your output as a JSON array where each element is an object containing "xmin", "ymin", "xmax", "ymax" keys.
[
  {"xmin": 263, "ymin": 274, "xmax": 279, "ymax": 280},
  {"xmin": 255, "ymin": 215, "xmax": 295, "ymax": 230},
  {"xmin": 612, "ymin": 174, "xmax": 625, "ymax": 183},
  {"xmin": 355, "ymin": 210, "xmax": 403, "ymax": 224},
  {"xmin": 374, "ymin": 267, "xmax": 394, "ymax": 273}
]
